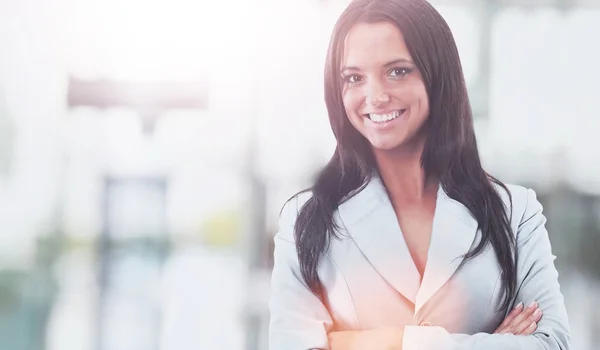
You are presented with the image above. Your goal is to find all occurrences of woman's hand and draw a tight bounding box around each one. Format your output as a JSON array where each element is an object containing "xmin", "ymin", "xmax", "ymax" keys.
[
  {"xmin": 328, "ymin": 302, "xmax": 542, "ymax": 350},
  {"xmin": 328, "ymin": 327, "xmax": 403, "ymax": 350},
  {"xmin": 494, "ymin": 301, "xmax": 543, "ymax": 335}
]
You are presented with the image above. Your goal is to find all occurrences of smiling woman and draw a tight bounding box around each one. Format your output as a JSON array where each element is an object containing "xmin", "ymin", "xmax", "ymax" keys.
[
  {"xmin": 268, "ymin": 0, "xmax": 572, "ymax": 349},
  {"xmin": 340, "ymin": 22, "xmax": 429, "ymax": 153}
]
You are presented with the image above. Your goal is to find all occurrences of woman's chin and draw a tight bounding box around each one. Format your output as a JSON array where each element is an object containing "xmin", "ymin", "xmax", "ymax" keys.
[
  {"xmin": 368, "ymin": 137, "xmax": 424, "ymax": 155},
  {"xmin": 368, "ymin": 138, "xmax": 405, "ymax": 152}
]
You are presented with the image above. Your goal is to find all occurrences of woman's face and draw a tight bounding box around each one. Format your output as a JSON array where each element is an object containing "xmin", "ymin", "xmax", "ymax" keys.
[{"xmin": 340, "ymin": 21, "xmax": 429, "ymax": 153}]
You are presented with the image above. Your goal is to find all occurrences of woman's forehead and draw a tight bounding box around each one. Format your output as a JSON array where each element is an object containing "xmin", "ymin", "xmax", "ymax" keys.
[{"xmin": 341, "ymin": 22, "xmax": 412, "ymax": 69}]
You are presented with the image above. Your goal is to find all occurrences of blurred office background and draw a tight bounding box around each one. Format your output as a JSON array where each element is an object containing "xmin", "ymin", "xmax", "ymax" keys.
[{"xmin": 0, "ymin": 0, "xmax": 599, "ymax": 349}]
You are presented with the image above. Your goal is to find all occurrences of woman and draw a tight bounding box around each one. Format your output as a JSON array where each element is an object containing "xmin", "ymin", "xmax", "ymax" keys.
[{"xmin": 268, "ymin": 0, "xmax": 571, "ymax": 349}]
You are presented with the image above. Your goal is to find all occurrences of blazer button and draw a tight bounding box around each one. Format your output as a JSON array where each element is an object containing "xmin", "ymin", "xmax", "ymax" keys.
[{"xmin": 419, "ymin": 320, "xmax": 432, "ymax": 327}]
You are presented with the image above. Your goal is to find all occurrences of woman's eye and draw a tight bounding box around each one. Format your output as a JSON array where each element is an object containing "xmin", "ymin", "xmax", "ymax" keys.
[
  {"xmin": 343, "ymin": 74, "xmax": 363, "ymax": 84},
  {"xmin": 389, "ymin": 67, "xmax": 412, "ymax": 78}
]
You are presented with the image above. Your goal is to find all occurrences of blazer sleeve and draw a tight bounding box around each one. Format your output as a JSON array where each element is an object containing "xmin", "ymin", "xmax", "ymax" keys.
[
  {"xmin": 402, "ymin": 188, "xmax": 572, "ymax": 350},
  {"xmin": 268, "ymin": 196, "xmax": 334, "ymax": 350}
]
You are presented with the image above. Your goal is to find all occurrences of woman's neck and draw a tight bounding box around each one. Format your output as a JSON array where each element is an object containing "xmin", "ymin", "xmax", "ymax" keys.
[{"xmin": 373, "ymin": 141, "xmax": 437, "ymax": 203}]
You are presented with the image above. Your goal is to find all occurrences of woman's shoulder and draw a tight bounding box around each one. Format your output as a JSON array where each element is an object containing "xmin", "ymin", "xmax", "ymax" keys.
[
  {"xmin": 276, "ymin": 191, "xmax": 314, "ymax": 242},
  {"xmin": 493, "ymin": 182, "xmax": 543, "ymax": 228}
]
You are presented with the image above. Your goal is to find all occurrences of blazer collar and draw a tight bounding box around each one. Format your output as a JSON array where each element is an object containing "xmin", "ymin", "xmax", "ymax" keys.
[{"xmin": 337, "ymin": 173, "xmax": 478, "ymax": 313}]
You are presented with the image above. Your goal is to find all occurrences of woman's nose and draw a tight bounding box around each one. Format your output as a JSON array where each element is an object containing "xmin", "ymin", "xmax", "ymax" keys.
[{"xmin": 365, "ymin": 81, "xmax": 391, "ymax": 107}]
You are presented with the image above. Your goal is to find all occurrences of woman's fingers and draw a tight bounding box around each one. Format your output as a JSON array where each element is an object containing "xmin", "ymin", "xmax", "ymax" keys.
[
  {"xmin": 495, "ymin": 302, "xmax": 524, "ymax": 333},
  {"xmin": 517, "ymin": 306, "xmax": 543, "ymax": 335},
  {"xmin": 495, "ymin": 301, "xmax": 542, "ymax": 335},
  {"xmin": 519, "ymin": 320, "xmax": 538, "ymax": 335},
  {"xmin": 512, "ymin": 302, "xmax": 540, "ymax": 334}
]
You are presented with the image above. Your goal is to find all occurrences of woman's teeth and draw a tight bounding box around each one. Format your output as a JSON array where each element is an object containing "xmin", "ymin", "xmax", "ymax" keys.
[{"xmin": 368, "ymin": 110, "xmax": 404, "ymax": 123}]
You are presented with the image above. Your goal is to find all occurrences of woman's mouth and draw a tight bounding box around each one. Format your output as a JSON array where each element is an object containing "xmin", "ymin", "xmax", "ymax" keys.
[{"xmin": 364, "ymin": 109, "xmax": 407, "ymax": 123}]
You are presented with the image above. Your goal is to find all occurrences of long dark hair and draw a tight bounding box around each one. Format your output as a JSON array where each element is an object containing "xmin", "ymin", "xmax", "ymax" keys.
[{"xmin": 291, "ymin": 0, "xmax": 516, "ymax": 312}]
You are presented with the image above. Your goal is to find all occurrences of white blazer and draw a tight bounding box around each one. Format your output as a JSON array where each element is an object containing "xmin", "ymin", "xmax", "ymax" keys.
[{"xmin": 268, "ymin": 175, "xmax": 571, "ymax": 349}]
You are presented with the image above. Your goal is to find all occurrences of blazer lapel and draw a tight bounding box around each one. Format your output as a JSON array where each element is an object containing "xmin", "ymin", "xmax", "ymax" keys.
[
  {"xmin": 414, "ymin": 187, "xmax": 479, "ymax": 314},
  {"xmin": 337, "ymin": 175, "xmax": 421, "ymax": 304}
]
